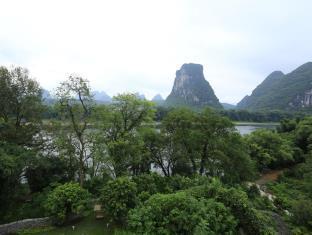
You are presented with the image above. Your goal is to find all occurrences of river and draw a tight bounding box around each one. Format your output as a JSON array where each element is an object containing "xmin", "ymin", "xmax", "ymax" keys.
[{"xmin": 235, "ymin": 123, "xmax": 278, "ymax": 135}]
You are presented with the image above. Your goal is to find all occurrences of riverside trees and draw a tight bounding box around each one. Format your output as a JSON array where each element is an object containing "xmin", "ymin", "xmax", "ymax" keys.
[
  {"xmin": 3, "ymin": 65, "xmax": 312, "ymax": 233},
  {"xmin": 55, "ymin": 75, "xmax": 94, "ymax": 187}
]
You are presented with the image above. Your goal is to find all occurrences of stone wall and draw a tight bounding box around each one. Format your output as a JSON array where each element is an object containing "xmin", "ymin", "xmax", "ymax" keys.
[{"xmin": 0, "ymin": 217, "xmax": 51, "ymax": 235}]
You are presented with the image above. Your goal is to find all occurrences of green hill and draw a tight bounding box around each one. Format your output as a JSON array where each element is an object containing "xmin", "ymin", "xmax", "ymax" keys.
[{"xmin": 237, "ymin": 62, "xmax": 312, "ymax": 111}]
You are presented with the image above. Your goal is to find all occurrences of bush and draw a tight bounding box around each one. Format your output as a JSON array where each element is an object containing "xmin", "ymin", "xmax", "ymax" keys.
[
  {"xmin": 132, "ymin": 173, "xmax": 168, "ymax": 195},
  {"xmin": 185, "ymin": 181, "xmax": 276, "ymax": 234},
  {"xmin": 100, "ymin": 177, "xmax": 137, "ymax": 224},
  {"xmin": 44, "ymin": 182, "xmax": 90, "ymax": 224},
  {"xmin": 128, "ymin": 192, "xmax": 237, "ymax": 235},
  {"xmin": 292, "ymin": 200, "xmax": 312, "ymax": 229}
]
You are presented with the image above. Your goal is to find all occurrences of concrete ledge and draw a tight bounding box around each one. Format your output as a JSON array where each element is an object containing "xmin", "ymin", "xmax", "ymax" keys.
[{"xmin": 0, "ymin": 217, "xmax": 51, "ymax": 235}]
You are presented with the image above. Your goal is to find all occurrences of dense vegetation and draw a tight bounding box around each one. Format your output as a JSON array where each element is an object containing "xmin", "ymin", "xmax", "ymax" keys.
[
  {"xmin": 1, "ymin": 65, "xmax": 312, "ymax": 234},
  {"xmin": 237, "ymin": 62, "xmax": 312, "ymax": 111},
  {"xmin": 156, "ymin": 106, "xmax": 305, "ymax": 123}
]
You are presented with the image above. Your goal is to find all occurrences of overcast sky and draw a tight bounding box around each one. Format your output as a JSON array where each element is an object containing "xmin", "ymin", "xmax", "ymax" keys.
[{"xmin": 1, "ymin": 0, "xmax": 312, "ymax": 104}]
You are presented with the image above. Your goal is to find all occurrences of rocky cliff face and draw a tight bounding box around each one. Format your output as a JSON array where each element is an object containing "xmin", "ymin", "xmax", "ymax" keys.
[{"xmin": 165, "ymin": 63, "xmax": 222, "ymax": 109}]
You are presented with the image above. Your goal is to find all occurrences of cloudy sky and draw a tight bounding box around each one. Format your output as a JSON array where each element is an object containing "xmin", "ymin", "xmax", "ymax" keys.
[{"xmin": 1, "ymin": 0, "xmax": 312, "ymax": 104}]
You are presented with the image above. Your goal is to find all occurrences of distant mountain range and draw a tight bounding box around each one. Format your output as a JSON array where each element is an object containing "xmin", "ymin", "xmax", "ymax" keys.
[
  {"xmin": 93, "ymin": 91, "xmax": 112, "ymax": 103},
  {"xmin": 151, "ymin": 94, "xmax": 164, "ymax": 105},
  {"xmin": 165, "ymin": 63, "xmax": 222, "ymax": 109},
  {"xmin": 42, "ymin": 62, "xmax": 312, "ymax": 112},
  {"xmin": 41, "ymin": 89, "xmax": 163, "ymax": 105},
  {"xmin": 237, "ymin": 62, "xmax": 312, "ymax": 111}
]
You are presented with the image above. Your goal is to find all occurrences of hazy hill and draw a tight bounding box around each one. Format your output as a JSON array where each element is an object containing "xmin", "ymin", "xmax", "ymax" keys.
[
  {"xmin": 152, "ymin": 94, "xmax": 164, "ymax": 105},
  {"xmin": 92, "ymin": 91, "xmax": 112, "ymax": 103}
]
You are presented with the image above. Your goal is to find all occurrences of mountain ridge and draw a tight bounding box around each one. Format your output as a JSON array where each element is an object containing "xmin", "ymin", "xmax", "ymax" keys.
[{"xmin": 237, "ymin": 62, "xmax": 312, "ymax": 110}]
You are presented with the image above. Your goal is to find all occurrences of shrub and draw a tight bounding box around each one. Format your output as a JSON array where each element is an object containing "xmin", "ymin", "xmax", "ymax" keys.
[
  {"xmin": 44, "ymin": 182, "xmax": 90, "ymax": 224},
  {"xmin": 185, "ymin": 181, "xmax": 276, "ymax": 234},
  {"xmin": 100, "ymin": 177, "xmax": 137, "ymax": 224},
  {"xmin": 132, "ymin": 173, "xmax": 168, "ymax": 195},
  {"xmin": 128, "ymin": 192, "xmax": 237, "ymax": 235},
  {"xmin": 292, "ymin": 200, "xmax": 312, "ymax": 229}
]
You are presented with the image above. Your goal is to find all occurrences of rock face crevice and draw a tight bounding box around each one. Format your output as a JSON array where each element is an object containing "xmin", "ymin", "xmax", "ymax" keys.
[{"xmin": 166, "ymin": 63, "xmax": 222, "ymax": 109}]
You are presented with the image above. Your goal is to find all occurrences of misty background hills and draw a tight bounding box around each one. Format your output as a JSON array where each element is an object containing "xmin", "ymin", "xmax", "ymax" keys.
[{"xmin": 42, "ymin": 62, "xmax": 312, "ymax": 112}]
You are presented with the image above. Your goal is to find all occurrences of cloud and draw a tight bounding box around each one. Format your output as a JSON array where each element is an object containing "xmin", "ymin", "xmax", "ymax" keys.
[{"xmin": 1, "ymin": 0, "xmax": 312, "ymax": 103}]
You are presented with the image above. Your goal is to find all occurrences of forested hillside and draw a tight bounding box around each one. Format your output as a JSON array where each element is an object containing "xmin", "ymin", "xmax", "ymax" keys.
[{"xmin": 237, "ymin": 62, "xmax": 312, "ymax": 111}]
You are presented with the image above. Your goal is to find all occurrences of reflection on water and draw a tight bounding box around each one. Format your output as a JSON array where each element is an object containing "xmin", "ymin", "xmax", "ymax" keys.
[{"xmin": 235, "ymin": 124, "xmax": 277, "ymax": 135}]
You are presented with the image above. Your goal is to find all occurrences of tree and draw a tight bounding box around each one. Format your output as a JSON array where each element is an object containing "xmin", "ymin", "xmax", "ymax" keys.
[
  {"xmin": 128, "ymin": 192, "xmax": 237, "ymax": 235},
  {"xmin": 196, "ymin": 108, "xmax": 235, "ymax": 175},
  {"xmin": 147, "ymin": 107, "xmax": 255, "ymax": 181},
  {"xmin": 55, "ymin": 75, "xmax": 94, "ymax": 186},
  {"xmin": 97, "ymin": 93, "xmax": 155, "ymax": 177},
  {"xmin": 294, "ymin": 117, "xmax": 312, "ymax": 153},
  {"xmin": 0, "ymin": 141, "xmax": 31, "ymax": 221},
  {"xmin": 142, "ymin": 129, "xmax": 174, "ymax": 177},
  {"xmin": 292, "ymin": 199, "xmax": 312, "ymax": 229},
  {"xmin": 44, "ymin": 182, "xmax": 90, "ymax": 224},
  {"xmin": 0, "ymin": 66, "xmax": 43, "ymax": 145},
  {"xmin": 25, "ymin": 154, "xmax": 69, "ymax": 193},
  {"xmin": 161, "ymin": 108, "xmax": 199, "ymax": 175},
  {"xmin": 100, "ymin": 177, "xmax": 137, "ymax": 224},
  {"xmin": 245, "ymin": 129, "xmax": 294, "ymax": 170}
]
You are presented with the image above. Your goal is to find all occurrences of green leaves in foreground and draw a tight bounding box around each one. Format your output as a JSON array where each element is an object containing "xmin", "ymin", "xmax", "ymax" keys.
[
  {"xmin": 100, "ymin": 177, "xmax": 138, "ymax": 224},
  {"xmin": 128, "ymin": 192, "xmax": 237, "ymax": 235},
  {"xmin": 44, "ymin": 182, "xmax": 90, "ymax": 224}
]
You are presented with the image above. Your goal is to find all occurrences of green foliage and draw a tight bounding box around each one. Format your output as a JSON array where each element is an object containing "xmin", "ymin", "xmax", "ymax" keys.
[
  {"xmin": 236, "ymin": 62, "xmax": 312, "ymax": 111},
  {"xmin": 95, "ymin": 93, "xmax": 155, "ymax": 177},
  {"xmin": 267, "ymin": 153, "xmax": 312, "ymax": 232},
  {"xmin": 246, "ymin": 129, "xmax": 294, "ymax": 170},
  {"xmin": 44, "ymin": 182, "xmax": 90, "ymax": 224},
  {"xmin": 129, "ymin": 192, "xmax": 237, "ymax": 235},
  {"xmin": 278, "ymin": 118, "xmax": 298, "ymax": 133},
  {"xmin": 132, "ymin": 173, "xmax": 168, "ymax": 195},
  {"xmin": 292, "ymin": 200, "xmax": 312, "ymax": 229},
  {"xmin": 55, "ymin": 75, "xmax": 94, "ymax": 186},
  {"xmin": 0, "ymin": 66, "xmax": 43, "ymax": 145},
  {"xmin": 220, "ymin": 109, "xmax": 299, "ymax": 123},
  {"xmin": 155, "ymin": 107, "xmax": 255, "ymax": 183},
  {"xmin": 17, "ymin": 226, "xmax": 54, "ymax": 235},
  {"xmin": 100, "ymin": 177, "xmax": 138, "ymax": 224},
  {"xmin": 25, "ymin": 155, "xmax": 69, "ymax": 193},
  {"xmin": 294, "ymin": 117, "xmax": 312, "ymax": 153},
  {"xmin": 0, "ymin": 141, "xmax": 33, "ymax": 222},
  {"xmin": 185, "ymin": 181, "xmax": 276, "ymax": 234}
]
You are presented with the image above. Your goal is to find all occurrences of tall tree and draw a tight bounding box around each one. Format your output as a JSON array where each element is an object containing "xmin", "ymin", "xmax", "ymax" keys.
[
  {"xmin": 56, "ymin": 75, "xmax": 94, "ymax": 186},
  {"xmin": 96, "ymin": 93, "xmax": 155, "ymax": 177},
  {"xmin": 161, "ymin": 108, "xmax": 199, "ymax": 175},
  {"xmin": 0, "ymin": 66, "xmax": 43, "ymax": 145}
]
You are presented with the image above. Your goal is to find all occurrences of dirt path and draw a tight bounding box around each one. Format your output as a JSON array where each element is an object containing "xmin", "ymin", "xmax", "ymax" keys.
[
  {"xmin": 254, "ymin": 169, "xmax": 291, "ymax": 235},
  {"xmin": 255, "ymin": 169, "xmax": 284, "ymax": 185}
]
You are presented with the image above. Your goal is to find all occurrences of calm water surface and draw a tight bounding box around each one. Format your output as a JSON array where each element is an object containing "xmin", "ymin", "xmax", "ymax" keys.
[{"xmin": 235, "ymin": 123, "xmax": 278, "ymax": 135}]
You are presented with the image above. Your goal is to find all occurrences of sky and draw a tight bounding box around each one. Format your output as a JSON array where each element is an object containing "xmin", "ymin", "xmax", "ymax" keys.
[{"xmin": 1, "ymin": 0, "xmax": 312, "ymax": 104}]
